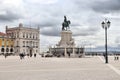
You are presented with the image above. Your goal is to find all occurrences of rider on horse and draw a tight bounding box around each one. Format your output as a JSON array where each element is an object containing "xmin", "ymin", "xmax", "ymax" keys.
[{"xmin": 62, "ymin": 16, "xmax": 71, "ymax": 31}]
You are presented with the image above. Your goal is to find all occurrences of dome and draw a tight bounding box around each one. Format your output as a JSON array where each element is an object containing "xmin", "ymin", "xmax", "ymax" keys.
[{"xmin": 19, "ymin": 23, "xmax": 23, "ymax": 27}]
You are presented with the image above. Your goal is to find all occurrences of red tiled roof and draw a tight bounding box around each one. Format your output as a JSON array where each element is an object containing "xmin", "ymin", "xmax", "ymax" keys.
[{"xmin": 0, "ymin": 32, "xmax": 7, "ymax": 36}]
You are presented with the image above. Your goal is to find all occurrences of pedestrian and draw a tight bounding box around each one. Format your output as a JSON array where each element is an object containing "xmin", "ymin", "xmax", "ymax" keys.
[
  {"xmin": 19, "ymin": 53, "xmax": 25, "ymax": 60},
  {"xmin": 30, "ymin": 53, "xmax": 32, "ymax": 57},
  {"xmin": 27, "ymin": 54, "xmax": 29, "ymax": 58},
  {"xmin": 114, "ymin": 56, "xmax": 116, "ymax": 60},
  {"xmin": 19, "ymin": 53, "xmax": 22, "ymax": 60},
  {"xmin": 22, "ymin": 53, "xmax": 25, "ymax": 59},
  {"xmin": 67, "ymin": 52, "xmax": 70, "ymax": 58},
  {"xmin": 4, "ymin": 54, "xmax": 7, "ymax": 58},
  {"xmin": 117, "ymin": 56, "xmax": 119, "ymax": 60},
  {"xmin": 34, "ymin": 53, "xmax": 36, "ymax": 58}
]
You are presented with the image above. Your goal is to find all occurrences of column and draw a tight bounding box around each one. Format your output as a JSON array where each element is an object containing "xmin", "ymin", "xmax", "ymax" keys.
[
  {"xmin": 72, "ymin": 46, "xmax": 76, "ymax": 57},
  {"xmin": 64, "ymin": 47, "xmax": 68, "ymax": 57}
]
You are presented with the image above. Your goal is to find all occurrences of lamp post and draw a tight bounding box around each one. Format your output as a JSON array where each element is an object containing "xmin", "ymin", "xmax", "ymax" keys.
[{"xmin": 101, "ymin": 19, "xmax": 111, "ymax": 63}]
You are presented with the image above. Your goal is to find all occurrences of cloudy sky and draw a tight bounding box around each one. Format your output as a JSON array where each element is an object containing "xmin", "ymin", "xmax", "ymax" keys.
[{"xmin": 0, "ymin": 0, "xmax": 120, "ymax": 51}]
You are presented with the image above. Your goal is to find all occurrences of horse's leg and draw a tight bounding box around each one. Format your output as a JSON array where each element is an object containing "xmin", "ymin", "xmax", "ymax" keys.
[
  {"xmin": 67, "ymin": 25, "xmax": 70, "ymax": 30},
  {"xmin": 66, "ymin": 27, "xmax": 68, "ymax": 31},
  {"xmin": 62, "ymin": 26, "xmax": 64, "ymax": 30}
]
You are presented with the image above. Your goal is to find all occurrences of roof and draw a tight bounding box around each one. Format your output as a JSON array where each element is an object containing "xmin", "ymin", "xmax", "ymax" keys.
[
  {"xmin": 0, "ymin": 32, "xmax": 6, "ymax": 36},
  {"xmin": 0, "ymin": 32, "xmax": 12, "ymax": 39}
]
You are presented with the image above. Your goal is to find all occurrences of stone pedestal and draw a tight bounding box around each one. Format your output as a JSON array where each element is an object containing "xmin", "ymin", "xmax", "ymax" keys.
[
  {"xmin": 57, "ymin": 30, "xmax": 75, "ymax": 47},
  {"xmin": 56, "ymin": 30, "xmax": 75, "ymax": 57}
]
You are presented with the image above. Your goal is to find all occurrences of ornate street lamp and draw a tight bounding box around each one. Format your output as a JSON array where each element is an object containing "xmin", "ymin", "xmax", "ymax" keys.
[{"xmin": 101, "ymin": 19, "xmax": 111, "ymax": 63}]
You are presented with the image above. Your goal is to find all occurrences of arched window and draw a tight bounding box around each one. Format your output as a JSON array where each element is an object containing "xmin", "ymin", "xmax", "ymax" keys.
[
  {"xmin": 2, "ymin": 39, "xmax": 4, "ymax": 47},
  {"xmin": 17, "ymin": 32, "xmax": 19, "ymax": 38},
  {"xmin": 26, "ymin": 34, "xmax": 28, "ymax": 38},
  {"xmin": 36, "ymin": 42, "xmax": 38, "ymax": 48},
  {"xmin": 30, "ymin": 33, "xmax": 31, "ymax": 38},
  {"xmin": 14, "ymin": 32, "xmax": 16, "ymax": 38},
  {"xmin": 36, "ymin": 34, "xmax": 38, "ymax": 39},
  {"xmin": 17, "ymin": 41, "xmax": 19, "ymax": 47},
  {"xmin": 1, "ymin": 48, "xmax": 4, "ymax": 52},
  {"xmin": 6, "ymin": 48, "xmax": 9, "ymax": 52},
  {"xmin": 33, "ymin": 34, "xmax": 34, "ymax": 39},
  {"xmin": 23, "ymin": 41, "xmax": 25, "ymax": 47},
  {"xmin": 23, "ymin": 32, "xmax": 25, "ymax": 38},
  {"xmin": 6, "ymin": 40, "xmax": 8, "ymax": 47},
  {"xmin": 10, "ymin": 48, "xmax": 13, "ymax": 52},
  {"xmin": 26, "ymin": 41, "xmax": 28, "ymax": 47}
]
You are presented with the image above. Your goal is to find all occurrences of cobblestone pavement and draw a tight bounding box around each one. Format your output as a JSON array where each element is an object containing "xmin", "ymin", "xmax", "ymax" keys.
[{"xmin": 0, "ymin": 56, "xmax": 120, "ymax": 80}]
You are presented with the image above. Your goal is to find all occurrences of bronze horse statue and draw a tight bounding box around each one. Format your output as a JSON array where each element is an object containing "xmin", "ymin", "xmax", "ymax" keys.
[{"xmin": 62, "ymin": 16, "xmax": 71, "ymax": 31}]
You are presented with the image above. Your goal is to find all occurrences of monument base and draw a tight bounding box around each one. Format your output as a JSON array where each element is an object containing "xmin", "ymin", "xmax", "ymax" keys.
[
  {"xmin": 57, "ymin": 30, "xmax": 75, "ymax": 47},
  {"xmin": 49, "ymin": 47, "xmax": 85, "ymax": 58}
]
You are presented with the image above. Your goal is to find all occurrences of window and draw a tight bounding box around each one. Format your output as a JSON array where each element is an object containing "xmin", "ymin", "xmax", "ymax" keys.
[
  {"xmin": 36, "ymin": 42, "xmax": 37, "ymax": 46},
  {"xmin": 2, "ymin": 39, "xmax": 4, "ymax": 47},
  {"xmin": 36, "ymin": 42, "xmax": 38, "ymax": 48},
  {"xmin": 16, "ymin": 49, "xmax": 18, "ymax": 53},
  {"xmin": 26, "ymin": 41, "xmax": 28, "ymax": 47},
  {"xmin": 36, "ymin": 34, "xmax": 38, "ymax": 39},
  {"xmin": 33, "ymin": 42, "xmax": 34, "ymax": 47},
  {"xmin": 23, "ymin": 49, "xmax": 25, "ymax": 54},
  {"xmin": 29, "ymin": 41, "xmax": 32, "ymax": 47},
  {"xmin": 33, "ymin": 34, "xmax": 34, "ymax": 39},
  {"xmin": 6, "ymin": 40, "xmax": 9, "ymax": 47},
  {"xmin": 17, "ymin": 41, "xmax": 19, "ymax": 47},
  {"xmin": 12, "ymin": 32, "xmax": 14, "ymax": 38},
  {"xmin": 23, "ymin": 41, "xmax": 25, "ymax": 47},
  {"xmin": 30, "ymin": 33, "xmax": 31, "ymax": 38},
  {"xmin": 27, "ymin": 49, "xmax": 28, "ymax": 52},
  {"xmin": 17, "ymin": 32, "xmax": 19, "ymax": 38},
  {"xmin": 14, "ymin": 33, "xmax": 16, "ymax": 38},
  {"xmin": 23, "ymin": 32, "xmax": 25, "ymax": 38},
  {"xmin": 26, "ymin": 34, "xmax": 28, "ymax": 38}
]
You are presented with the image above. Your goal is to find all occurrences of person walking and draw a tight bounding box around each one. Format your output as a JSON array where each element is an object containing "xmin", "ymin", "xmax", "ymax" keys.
[{"xmin": 34, "ymin": 53, "xmax": 36, "ymax": 58}]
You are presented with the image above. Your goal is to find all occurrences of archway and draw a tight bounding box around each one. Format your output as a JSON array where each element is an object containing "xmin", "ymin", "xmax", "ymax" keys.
[
  {"xmin": 1, "ymin": 48, "xmax": 4, "ymax": 55},
  {"xmin": 1, "ymin": 48, "xmax": 4, "ymax": 52},
  {"xmin": 10, "ymin": 48, "xmax": 13, "ymax": 52},
  {"xmin": 6, "ymin": 48, "xmax": 9, "ymax": 52}
]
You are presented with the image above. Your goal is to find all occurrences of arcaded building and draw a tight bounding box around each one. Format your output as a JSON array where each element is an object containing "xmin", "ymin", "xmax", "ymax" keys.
[
  {"xmin": 6, "ymin": 23, "xmax": 40, "ymax": 55},
  {"xmin": 0, "ymin": 32, "xmax": 14, "ymax": 55}
]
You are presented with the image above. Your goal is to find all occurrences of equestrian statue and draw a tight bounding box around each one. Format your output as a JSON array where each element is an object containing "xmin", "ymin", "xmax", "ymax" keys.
[{"xmin": 62, "ymin": 16, "xmax": 71, "ymax": 31}]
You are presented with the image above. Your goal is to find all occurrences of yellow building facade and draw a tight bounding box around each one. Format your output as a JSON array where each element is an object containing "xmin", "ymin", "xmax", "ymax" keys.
[{"xmin": 0, "ymin": 32, "xmax": 14, "ymax": 55}]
